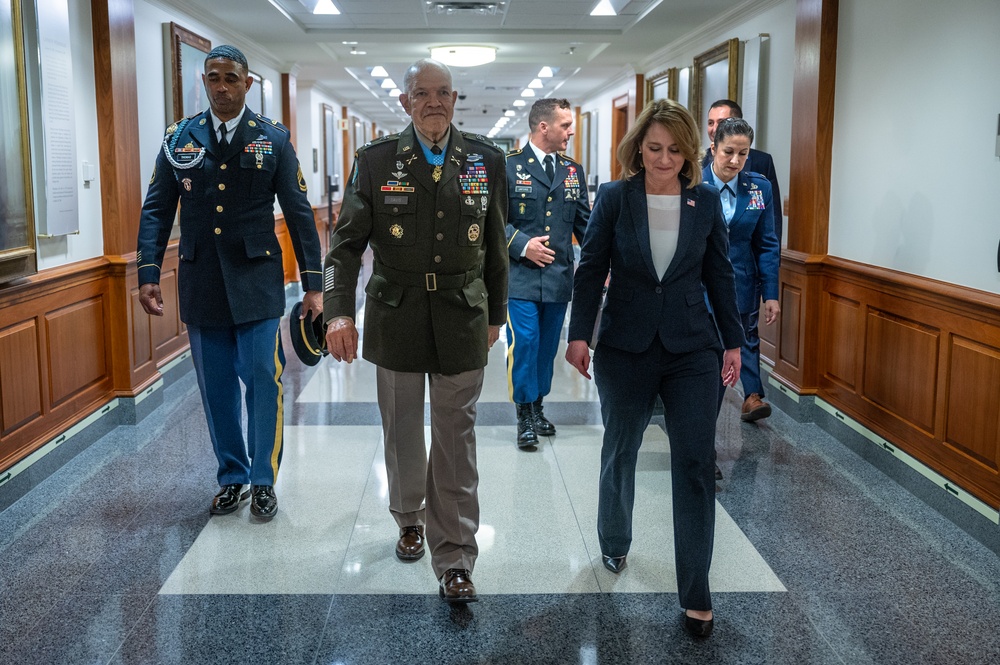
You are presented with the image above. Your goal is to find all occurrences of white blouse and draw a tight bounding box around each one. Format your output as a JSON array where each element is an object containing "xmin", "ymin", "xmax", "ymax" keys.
[{"xmin": 646, "ymin": 194, "xmax": 681, "ymax": 279}]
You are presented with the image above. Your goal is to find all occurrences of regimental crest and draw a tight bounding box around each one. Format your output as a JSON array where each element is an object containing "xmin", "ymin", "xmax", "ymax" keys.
[
  {"xmin": 390, "ymin": 224, "xmax": 404, "ymax": 239},
  {"xmin": 181, "ymin": 178, "xmax": 192, "ymax": 191},
  {"xmin": 467, "ymin": 224, "xmax": 481, "ymax": 242}
]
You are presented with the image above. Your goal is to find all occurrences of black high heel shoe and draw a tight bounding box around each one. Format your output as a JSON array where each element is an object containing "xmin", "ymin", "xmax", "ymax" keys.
[
  {"xmin": 601, "ymin": 555, "xmax": 627, "ymax": 573},
  {"xmin": 682, "ymin": 611, "xmax": 714, "ymax": 638}
]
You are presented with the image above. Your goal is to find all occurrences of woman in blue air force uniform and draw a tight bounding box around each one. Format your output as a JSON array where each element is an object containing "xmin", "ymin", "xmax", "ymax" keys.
[
  {"xmin": 565, "ymin": 100, "xmax": 744, "ymax": 638},
  {"xmin": 702, "ymin": 117, "xmax": 781, "ymax": 423}
]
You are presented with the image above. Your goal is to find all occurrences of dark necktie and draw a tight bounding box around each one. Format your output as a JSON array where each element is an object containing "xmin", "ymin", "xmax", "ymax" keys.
[
  {"xmin": 431, "ymin": 145, "xmax": 442, "ymax": 156},
  {"xmin": 544, "ymin": 154, "xmax": 554, "ymax": 181},
  {"xmin": 219, "ymin": 123, "xmax": 229, "ymax": 149}
]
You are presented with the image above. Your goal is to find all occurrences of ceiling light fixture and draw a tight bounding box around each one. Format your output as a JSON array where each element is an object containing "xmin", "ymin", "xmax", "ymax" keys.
[
  {"xmin": 590, "ymin": 0, "xmax": 616, "ymax": 16},
  {"xmin": 512, "ymin": 99, "xmax": 526, "ymax": 107},
  {"xmin": 537, "ymin": 66, "xmax": 554, "ymax": 78},
  {"xmin": 389, "ymin": 88, "xmax": 402, "ymax": 96},
  {"xmin": 430, "ymin": 45, "xmax": 496, "ymax": 67},
  {"xmin": 504, "ymin": 110, "xmax": 515, "ymax": 117},
  {"xmin": 313, "ymin": 0, "xmax": 341, "ymax": 15},
  {"xmin": 349, "ymin": 47, "xmax": 366, "ymax": 55},
  {"xmin": 380, "ymin": 78, "xmax": 397, "ymax": 89},
  {"xmin": 528, "ymin": 78, "xmax": 543, "ymax": 89},
  {"xmin": 520, "ymin": 88, "xmax": 535, "ymax": 97},
  {"xmin": 370, "ymin": 66, "xmax": 389, "ymax": 78}
]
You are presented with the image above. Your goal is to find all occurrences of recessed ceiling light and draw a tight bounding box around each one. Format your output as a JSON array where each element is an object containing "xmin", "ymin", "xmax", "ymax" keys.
[
  {"xmin": 520, "ymin": 89, "xmax": 535, "ymax": 97},
  {"xmin": 513, "ymin": 99, "xmax": 526, "ymax": 107},
  {"xmin": 537, "ymin": 66, "xmax": 554, "ymax": 78},
  {"xmin": 380, "ymin": 78, "xmax": 397, "ymax": 89},
  {"xmin": 370, "ymin": 66, "xmax": 389, "ymax": 78},
  {"xmin": 430, "ymin": 45, "xmax": 496, "ymax": 67},
  {"xmin": 349, "ymin": 47, "xmax": 367, "ymax": 55},
  {"xmin": 342, "ymin": 41, "xmax": 358, "ymax": 45},
  {"xmin": 313, "ymin": 0, "xmax": 341, "ymax": 15},
  {"xmin": 504, "ymin": 110, "xmax": 515, "ymax": 117},
  {"xmin": 590, "ymin": 0, "xmax": 616, "ymax": 16},
  {"xmin": 528, "ymin": 78, "xmax": 543, "ymax": 89},
  {"xmin": 389, "ymin": 88, "xmax": 402, "ymax": 96}
]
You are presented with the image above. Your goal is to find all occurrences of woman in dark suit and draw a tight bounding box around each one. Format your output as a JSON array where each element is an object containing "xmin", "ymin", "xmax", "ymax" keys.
[
  {"xmin": 702, "ymin": 117, "xmax": 781, "ymax": 422},
  {"xmin": 565, "ymin": 99, "xmax": 744, "ymax": 638}
]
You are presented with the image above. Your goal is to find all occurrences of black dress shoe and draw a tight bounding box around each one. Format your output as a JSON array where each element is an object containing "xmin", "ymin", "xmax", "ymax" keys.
[
  {"xmin": 515, "ymin": 403, "xmax": 539, "ymax": 449},
  {"xmin": 395, "ymin": 525, "xmax": 425, "ymax": 562},
  {"xmin": 439, "ymin": 568, "xmax": 478, "ymax": 603},
  {"xmin": 210, "ymin": 484, "xmax": 250, "ymax": 515},
  {"xmin": 683, "ymin": 612, "xmax": 714, "ymax": 638},
  {"xmin": 250, "ymin": 485, "xmax": 277, "ymax": 520},
  {"xmin": 602, "ymin": 555, "xmax": 627, "ymax": 573},
  {"xmin": 531, "ymin": 398, "xmax": 556, "ymax": 436}
]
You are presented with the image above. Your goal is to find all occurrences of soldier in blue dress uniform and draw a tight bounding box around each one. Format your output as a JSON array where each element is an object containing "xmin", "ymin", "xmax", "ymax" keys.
[
  {"xmin": 505, "ymin": 99, "xmax": 590, "ymax": 448},
  {"xmin": 136, "ymin": 46, "xmax": 323, "ymax": 520}
]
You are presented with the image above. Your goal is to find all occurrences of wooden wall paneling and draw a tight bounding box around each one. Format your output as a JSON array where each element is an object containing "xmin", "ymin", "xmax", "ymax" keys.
[
  {"xmin": 0, "ymin": 320, "xmax": 43, "ymax": 436},
  {"xmin": 945, "ymin": 336, "xmax": 1000, "ymax": 475},
  {"xmin": 862, "ymin": 308, "xmax": 939, "ymax": 434},
  {"xmin": 46, "ymin": 297, "xmax": 110, "ymax": 409},
  {"xmin": 760, "ymin": 300, "xmax": 777, "ymax": 362},
  {"xmin": 821, "ymin": 290, "xmax": 861, "ymax": 391}
]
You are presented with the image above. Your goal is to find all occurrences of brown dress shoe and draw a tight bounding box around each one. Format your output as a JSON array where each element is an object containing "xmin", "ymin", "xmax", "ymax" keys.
[
  {"xmin": 741, "ymin": 393, "xmax": 772, "ymax": 422},
  {"xmin": 438, "ymin": 568, "xmax": 478, "ymax": 603},
  {"xmin": 395, "ymin": 525, "xmax": 425, "ymax": 561}
]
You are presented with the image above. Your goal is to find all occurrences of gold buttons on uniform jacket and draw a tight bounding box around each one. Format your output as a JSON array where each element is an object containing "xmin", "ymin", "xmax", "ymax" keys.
[
  {"xmin": 266, "ymin": 250, "xmax": 271, "ymax": 255},
  {"xmin": 434, "ymin": 255, "xmax": 442, "ymax": 263},
  {"xmin": 547, "ymin": 196, "xmax": 553, "ymax": 202},
  {"xmin": 216, "ymin": 205, "xmax": 223, "ymax": 212},
  {"xmin": 220, "ymin": 164, "xmax": 227, "ymax": 170},
  {"xmin": 545, "ymin": 226, "xmax": 550, "ymax": 231},
  {"xmin": 218, "ymin": 184, "xmax": 225, "ymax": 190},
  {"xmin": 437, "ymin": 211, "xmax": 444, "ymax": 219},
  {"xmin": 436, "ymin": 233, "xmax": 444, "ymax": 241},
  {"xmin": 546, "ymin": 211, "xmax": 552, "ymax": 217},
  {"xmin": 544, "ymin": 241, "xmax": 550, "ymax": 246},
  {"xmin": 214, "ymin": 227, "xmax": 221, "ymax": 235}
]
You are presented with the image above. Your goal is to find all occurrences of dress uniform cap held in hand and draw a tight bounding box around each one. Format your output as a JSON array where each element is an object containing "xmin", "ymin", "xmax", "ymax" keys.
[{"xmin": 290, "ymin": 300, "xmax": 328, "ymax": 366}]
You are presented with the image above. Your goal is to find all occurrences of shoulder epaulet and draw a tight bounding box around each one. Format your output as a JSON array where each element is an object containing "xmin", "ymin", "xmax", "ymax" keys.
[
  {"xmin": 356, "ymin": 132, "xmax": 398, "ymax": 158},
  {"xmin": 557, "ymin": 152, "xmax": 582, "ymax": 167},
  {"xmin": 462, "ymin": 130, "xmax": 503, "ymax": 153},
  {"xmin": 507, "ymin": 148, "xmax": 523, "ymax": 157},
  {"xmin": 165, "ymin": 114, "xmax": 196, "ymax": 136},
  {"xmin": 256, "ymin": 113, "xmax": 288, "ymax": 134}
]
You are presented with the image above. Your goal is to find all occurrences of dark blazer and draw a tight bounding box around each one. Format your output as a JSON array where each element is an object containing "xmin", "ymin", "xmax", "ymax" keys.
[
  {"xmin": 137, "ymin": 107, "xmax": 322, "ymax": 326},
  {"xmin": 323, "ymin": 124, "xmax": 508, "ymax": 375},
  {"xmin": 702, "ymin": 165, "xmax": 780, "ymax": 313},
  {"xmin": 567, "ymin": 173, "xmax": 743, "ymax": 354},
  {"xmin": 703, "ymin": 147, "xmax": 782, "ymax": 245},
  {"xmin": 505, "ymin": 147, "xmax": 590, "ymax": 302}
]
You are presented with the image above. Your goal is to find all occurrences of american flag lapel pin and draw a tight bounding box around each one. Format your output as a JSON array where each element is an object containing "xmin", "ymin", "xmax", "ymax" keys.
[{"xmin": 687, "ymin": 198, "xmax": 696, "ymax": 207}]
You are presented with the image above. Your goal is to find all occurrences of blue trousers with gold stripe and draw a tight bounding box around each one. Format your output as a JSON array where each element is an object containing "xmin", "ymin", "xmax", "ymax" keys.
[
  {"xmin": 506, "ymin": 299, "xmax": 568, "ymax": 404},
  {"xmin": 188, "ymin": 319, "xmax": 285, "ymax": 487}
]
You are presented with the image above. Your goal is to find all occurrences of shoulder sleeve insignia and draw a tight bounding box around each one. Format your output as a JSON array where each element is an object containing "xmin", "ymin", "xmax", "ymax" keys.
[{"xmin": 297, "ymin": 164, "xmax": 308, "ymax": 192}]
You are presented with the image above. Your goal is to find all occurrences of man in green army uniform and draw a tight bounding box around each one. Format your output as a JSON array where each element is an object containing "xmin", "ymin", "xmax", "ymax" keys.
[{"xmin": 322, "ymin": 59, "xmax": 507, "ymax": 603}]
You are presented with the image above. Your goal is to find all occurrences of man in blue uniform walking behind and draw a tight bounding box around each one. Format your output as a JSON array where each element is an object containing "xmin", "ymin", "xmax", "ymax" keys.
[
  {"xmin": 136, "ymin": 46, "xmax": 323, "ymax": 520},
  {"xmin": 505, "ymin": 99, "xmax": 590, "ymax": 449}
]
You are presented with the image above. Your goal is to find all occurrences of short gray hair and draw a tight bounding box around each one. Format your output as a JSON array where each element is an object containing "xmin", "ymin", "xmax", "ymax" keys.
[{"xmin": 403, "ymin": 59, "xmax": 452, "ymax": 94}]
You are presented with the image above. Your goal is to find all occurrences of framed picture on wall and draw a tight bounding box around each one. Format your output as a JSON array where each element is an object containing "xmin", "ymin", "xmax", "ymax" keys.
[
  {"xmin": 645, "ymin": 67, "xmax": 679, "ymax": 104},
  {"xmin": 577, "ymin": 111, "xmax": 591, "ymax": 175},
  {"xmin": 165, "ymin": 22, "xmax": 211, "ymax": 123},
  {"xmin": 0, "ymin": 0, "xmax": 37, "ymax": 282},
  {"xmin": 248, "ymin": 70, "xmax": 266, "ymax": 116},
  {"xmin": 690, "ymin": 38, "xmax": 740, "ymax": 138},
  {"xmin": 322, "ymin": 103, "xmax": 337, "ymax": 196}
]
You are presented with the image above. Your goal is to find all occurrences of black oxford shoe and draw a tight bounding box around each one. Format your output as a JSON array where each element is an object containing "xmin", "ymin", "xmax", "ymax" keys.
[
  {"xmin": 683, "ymin": 612, "xmax": 714, "ymax": 638},
  {"xmin": 395, "ymin": 525, "xmax": 425, "ymax": 562},
  {"xmin": 250, "ymin": 485, "xmax": 278, "ymax": 520},
  {"xmin": 531, "ymin": 398, "xmax": 556, "ymax": 436},
  {"xmin": 602, "ymin": 555, "xmax": 627, "ymax": 573},
  {"xmin": 210, "ymin": 484, "xmax": 250, "ymax": 515},
  {"xmin": 439, "ymin": 569, "xmax": 478, "ymax": 603}
]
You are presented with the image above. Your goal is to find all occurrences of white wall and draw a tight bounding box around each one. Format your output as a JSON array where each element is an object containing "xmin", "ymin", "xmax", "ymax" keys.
[
  {"xmin": 578, "ymin": 0, "xmax": 796, "ymax": 203},
  {"xmin": 134, "ymin": 0, "xmax": 292, "ymax": 217},
  {"xmin": 828, "ymin": 0, "xmax": 1000, "ymax": 294},
  {"xmin": 36, "ymin": 0, "xmax": 104, "ymax": 270},
  {"xmin": 579, "ymin": 81, "xmax": 633, "ymax": 188}
]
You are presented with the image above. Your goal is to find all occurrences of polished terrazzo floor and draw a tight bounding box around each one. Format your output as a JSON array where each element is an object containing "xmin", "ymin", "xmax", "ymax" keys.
[{"xmin": 1, "ymin": 313, "xmax": 999, "ymax": 664}]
